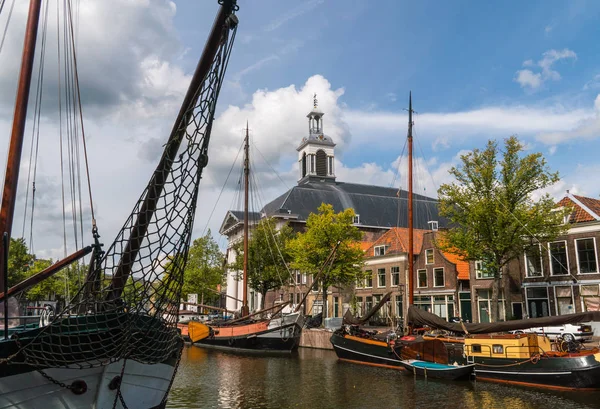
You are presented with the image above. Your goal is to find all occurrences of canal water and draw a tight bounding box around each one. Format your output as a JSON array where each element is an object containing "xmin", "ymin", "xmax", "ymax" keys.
[{"xmin": 167, "ymin": 345, "xmax": 600, "ymax": 409}]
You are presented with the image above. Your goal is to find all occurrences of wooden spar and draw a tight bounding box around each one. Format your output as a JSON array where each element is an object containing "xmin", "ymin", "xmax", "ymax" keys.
[
  {"xmin": 227, "ymin": 301, "xmax": 291, "ymax": 324},
  {"xmin": 106, "ymin": 1, "xmax": 237, "ymax": 301},
  {"xmin": 241, "ymin": 122, "xmax": 250, "ymax": 317},
  {"xmin": 183, "ymin": 302, "xmax": 233, "ymax": 314},
  {"xmin": 0, "ymin": 0, "xmax": 42, "ymax": 288},
  {"xmin": 294, "ymin": 241, "xmax": 341, "ymax": 313},
  {"xmin": 407, "ymin": 92, "xmax": 414, "ymax": 306},
  {"xmin": 0, "ymin": 246, "xmax": 92, "ymax": 303},
  {"xmin": 205, "ymin": 287, "xmax": 242, "ymax": 303}
]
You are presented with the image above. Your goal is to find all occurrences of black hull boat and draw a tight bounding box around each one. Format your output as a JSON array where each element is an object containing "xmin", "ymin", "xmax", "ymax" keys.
[
  {"xmin": 330, "ymin": 330, "xmax": 402, "ymax": 370},
  {"xmin": 399, "ymin": 359, "xmax": 474, "ymax": 380}
]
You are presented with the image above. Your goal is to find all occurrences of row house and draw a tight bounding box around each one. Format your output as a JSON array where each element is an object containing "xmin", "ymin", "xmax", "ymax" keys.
[{"xmin": 515, "ymin": 193, "xmax": 600, "ymax": 325}]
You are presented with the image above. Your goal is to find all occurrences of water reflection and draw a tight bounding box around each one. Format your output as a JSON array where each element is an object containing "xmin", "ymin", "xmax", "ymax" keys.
[{"xmin": 167, "ymin": 345, "xmax": 600, "ymax": 409}]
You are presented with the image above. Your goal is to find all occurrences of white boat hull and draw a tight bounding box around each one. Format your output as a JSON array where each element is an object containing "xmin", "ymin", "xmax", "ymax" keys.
[{"xmin": 0, "ymin": 359, "xmax": 175, "ymax": 409}]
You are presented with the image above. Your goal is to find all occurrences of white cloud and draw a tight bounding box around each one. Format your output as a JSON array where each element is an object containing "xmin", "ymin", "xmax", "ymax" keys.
[
  {"xmin": 514, "ymin": 48, "xmax": 577, "ymax": 90},
  {"xmin": 264, "ymin": 0, "xmax": 325, "ymax": 32},
  {"xmin": 536, "ymin": 94, "xmax": 600, "ymax": 144},
  {"xmin": 583, "ymin": 74, "xmax": 600, "ymax": 91}
]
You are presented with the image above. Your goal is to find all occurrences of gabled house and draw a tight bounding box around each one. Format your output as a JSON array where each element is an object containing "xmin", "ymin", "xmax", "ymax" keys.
[
  {"xmin": 413, "ymin": 230, "xmax": 471, "ymax": 322},
  {"xmin": 514, "ymin": 192, "xmax": 600, "ymax": 325},
  {"xmin": 354, "ymin": 227, "xmax": 425, "ymax": 325}
]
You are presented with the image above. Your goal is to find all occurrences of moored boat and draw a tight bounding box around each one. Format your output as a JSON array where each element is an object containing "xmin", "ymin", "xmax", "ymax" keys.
[{"xmin": 399, "ymin": 359, "xmax": 474, "ymax": 380}]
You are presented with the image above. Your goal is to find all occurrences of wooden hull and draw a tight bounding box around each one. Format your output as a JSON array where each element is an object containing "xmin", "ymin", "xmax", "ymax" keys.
[
  {"xmin": 329, "ymin": 332, "xmax": 403, "ymax": 370},
  {"xmin": 195, "ymin": 313, "xmax": 304, "ymax": 352},
  {"xmin": 399, "ymin": 359, "xmax": 474, "ymax": 380},
  {"xmin": 472, "ymin": 352, "xmax": 600, "ymax": 390}
]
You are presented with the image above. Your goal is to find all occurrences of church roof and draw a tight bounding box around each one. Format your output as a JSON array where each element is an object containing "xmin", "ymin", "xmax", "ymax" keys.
[
  {"xmin": 219, "ymin": 210, "xmax": 262, "ymax": 235},
  {"xmin": 296, "ymin": 132, "xmax": 335, "ymax": 150},
  {"xmin": 260, "ymin": 180, "xmax": 448, "ymax": 230}
]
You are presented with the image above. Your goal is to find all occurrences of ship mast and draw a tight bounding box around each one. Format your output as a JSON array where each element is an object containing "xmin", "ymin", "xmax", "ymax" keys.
[
  {"xmin": 407, "ymin": 92, "xmax": 414, "ymax": 306},
  {"xmin": 0, "ymin": 0, "xmax": 43, "ymax": 287},
  {"xmin": 241, "ymin": 123, "xmax": 250, "ymax": 317}
]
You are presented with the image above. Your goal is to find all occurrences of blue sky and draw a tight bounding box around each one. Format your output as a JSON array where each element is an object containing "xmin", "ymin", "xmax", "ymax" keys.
[
  {"xmin": 2, "ymin": 0, "xmax": 600, "ymax": 256},
  {"xmin": 171, "ymin": 0, "xmax": 600, "ymax": 198}
]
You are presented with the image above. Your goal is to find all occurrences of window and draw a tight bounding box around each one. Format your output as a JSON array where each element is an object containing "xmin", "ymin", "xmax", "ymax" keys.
[
  {"xmin": 475, "ymin": 260, "xmax": 494, "ymax": 279},
  {"xmin": 310, "ymin": 155, "xmax": 315, "ymax": 173},
  {"xmin": 295, "ymin": 271, "xmax": 302, "ymax": 284},
  {"xmin": 433, "ymin": 295, "xmax": 453, "ymax": 319},
  {"xmin": 395, "ymin": 295, "xmax": 403, "ymax": 318},
  {"xmin": 365, "ymin": 271, "xmax": 373, "ymax": 288},
  {"xmin": 374, "ymin": 245, "xmax": 386, "ymax": 256},
  {"xmin": 417, "ymin": 270, "xmax": 427, "ymax": 288},
  {"xmin": 312, "ymin": 300, "xmax": 323, "ymax": 314},
  {"xmin": 576, "ymin": 238, "xmax": 598, "ymax": 274},
  {"xmin": 524, "ymin": 245, "xmax": 543, "ymax": 277},
  {"xmin": 526, "ymin": 287, "xmax": 549, "ymax": 318},
  {"xmin": 549, "ymin": 241, "xmax": 569, "ymax": 275},
  {"xmin": 414, "ymin": 295, "xmax": 432, "ymax": 313},
  {"xmin": 581, "ymin": 285, "xmax": 600, "ymax": 312},
  {"xmin": 334, "ymin": 296, "xmax": 340, "ymax": 318},
  {"xmin": 355, "ymin": 296, "xmax": 363, "ymax": 317},
  {"xmin": 492, "ymin": 345, "xmax": 504, "ymax": 354},
  {"xmin": 377, "ymin": 268, "xmax": 386, "ymax": 287},
  {"xmin": 328, "ymin": 156, "xmax": 333, "ymax": 175},
  {"xmin": 477, "ymin": 289, "xmax": 505, "ymax": 323},
  {"xmin": 555, "ymin": 286, "xmax": 574, "ymax": 315},
  {"xmin": 365, "ymin": 296, "xmax": 373, "ymax": 313},
  {"xmin": 433, "ymin": 268, "xmax": 444, "ymax": 287},
  {"xmin": 355, "ymin": 276, "xmax": 363, "ymax": 289},
  {"xmin": 425, "ymin": 249, "xmax": 434, "ymax": 264},
  {"xmin": 428, "ymin": 221, "xmax": 438, "ymax": 231},
  {"xmin": 353, "ymin": 214, "xmax": 360, "ymax": 224},
  {"xmin": 302, "ymin": 274, "xmax": 307, "ymax": 284},
  {"xmin": 471, "ymin": 344, "xmax": 482, "ymax": 353},
  {"xmin": 391, "ymin": 266, "xmax": 400, "ymax": 286}
]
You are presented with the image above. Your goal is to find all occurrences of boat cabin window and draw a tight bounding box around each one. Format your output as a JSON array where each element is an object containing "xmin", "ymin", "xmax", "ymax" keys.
[
  {"xmin": 471, "ymin": 344, "xmax": 482, "ymax": 353},
  {"xmin": 492, "ymin": 344, "xmax": 504, "ymax": 354}
]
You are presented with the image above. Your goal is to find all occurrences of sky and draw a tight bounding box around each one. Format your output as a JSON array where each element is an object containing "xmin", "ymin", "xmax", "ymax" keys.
[{"xmin": 1, "ymin": 0, "xmax": 600, "ymax": 259}]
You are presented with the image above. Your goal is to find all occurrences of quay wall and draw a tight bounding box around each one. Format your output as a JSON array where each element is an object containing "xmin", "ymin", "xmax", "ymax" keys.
[{"xmin": 300, "ymin": 328, "xmax": 334, "ymax": 350}]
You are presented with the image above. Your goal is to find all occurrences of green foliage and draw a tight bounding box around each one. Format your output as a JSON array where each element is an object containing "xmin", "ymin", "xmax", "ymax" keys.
[
  {"xmin": 181, "ymin": 230, "xmax": 224, "ymax": 304},
  {"xmin": 288, "ymin": 204, "xmax": 364, "ymax": 318},
  {"xmin": 230, "ymin": 218, "xmax": 295, "ymax": 309},
  {"xmin": 437, "ymin": 136, "xmax": 569, "ymax": 321},
  {"xmin": 24, "ymin": 259, "xmax": 60, "ymax": 301},
  {"xmin": 7, "ymin": 237, "xmax": 34, "ymax": 286}
]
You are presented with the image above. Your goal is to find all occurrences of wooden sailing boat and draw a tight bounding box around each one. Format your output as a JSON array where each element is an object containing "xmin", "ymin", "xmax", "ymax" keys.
[
  {"xmin": 190, "ymin": 125, "xmax": 305, "ymax": 352},
  {"xmin": 329, "ymin": 92, "xmax": 418, "ymax": 369},
  {"xmin": 0, "ymin": 1, "xmax": 239, "ymax": 407}
]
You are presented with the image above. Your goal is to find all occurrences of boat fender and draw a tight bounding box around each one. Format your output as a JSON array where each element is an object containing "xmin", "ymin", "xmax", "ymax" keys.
[
  {"xmin": 228, "ymin": 338, "xmax": 235, "ymax": 346},
  {"xmin": 70, "ymin": 380, "xmax": 87, "ymax": 395},
  {"xmin": 108, "ymin": 376, "xmax": 122, "ymax": 391}
]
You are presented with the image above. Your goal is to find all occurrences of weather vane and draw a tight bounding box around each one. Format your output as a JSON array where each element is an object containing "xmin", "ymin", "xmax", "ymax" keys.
[{"xmin": 313, "ymin": 93, "xmax": 318, "ymax": 109}]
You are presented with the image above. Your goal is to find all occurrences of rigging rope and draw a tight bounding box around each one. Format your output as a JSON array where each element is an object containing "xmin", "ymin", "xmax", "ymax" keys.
[{"xmin": 0, "ymin": 0, "xmax": 15, "ymax": 57}]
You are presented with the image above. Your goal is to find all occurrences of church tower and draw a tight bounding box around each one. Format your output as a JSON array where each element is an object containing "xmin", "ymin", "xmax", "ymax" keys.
[{"xmin": 296, "ymin": 94, "xmax": 336, "ymax": 184}]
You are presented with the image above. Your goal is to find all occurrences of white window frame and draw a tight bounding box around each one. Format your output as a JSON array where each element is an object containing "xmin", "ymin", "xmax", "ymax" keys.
[
  {"xmin": 524, "ymin": 286, "xmax": 550, "ymax": 318},
  {"xmin": 328, "ymin": 156, "xmax": 333, "ymax": 176},
  {"xmin": 377, "ymin": 268, "xmax": 386, "ymax": 288},
  {"xmin": 475, "ymin": 260, "xmax": 495, "ymax": 279},
  {"xmin": 575, "ymin": 237, "xmax": 598, "ymax": 275},
  {"xmin": 353, "ymin": 214, "xmax": 360, "ymax": 224},
  {"xmin": 425, "ymin": 249, "xmax": 434, "ymax": 265},
  {"xmin": 524, "ymin": 244, "xmax": 543, "ymax": 278},
  {"xmin": 302, "ymin": 273, "xmax": 307, "ymax": 284},
  {"xmin": 374, "ymin": 245, "xmax": 386, "ymax": 256},
  {"xmin": 433, "ymin": 267, "xmax": 445, "ymax": 288},
  {"xmin": 553, "ymin": 285, "xmax": 575, "ymax": 315},
  {"xmin": 355, "ymin": 276, "xmax": 363, "ymax": 289},
  {"xmin": 417, "ymin": 269, "xmax": 427, "ymax": 288},
  {"xmin": 365, "ymin": 270, "xmax": 373, "ymax": 288},
  {"xmin": 391, "ymin": 266, "xmax": 400, "ymax": 286},
  {"xmin": 548, "ymin": 240, "xmax": 569, "ymax": 276}
]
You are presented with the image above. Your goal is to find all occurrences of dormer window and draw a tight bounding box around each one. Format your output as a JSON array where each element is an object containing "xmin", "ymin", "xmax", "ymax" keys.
[
  {"xmin": 428, "ymin": 221, "xmax": 438, "ymax": 231},
  {"xmin": 353, "ymin": 214, "xmax": 360, "ymax": 224},
  {"xmin": 374, "ymin": 245, "xmax": 386, "ymax": 256}
]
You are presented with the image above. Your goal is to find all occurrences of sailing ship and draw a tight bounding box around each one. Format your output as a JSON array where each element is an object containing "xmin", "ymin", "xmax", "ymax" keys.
[
  {"xmin": 0, "ymin": 0, "xmax": 239, "ymax": 407},
  {"xmin": 408, "ymin": 306, "xmax": 600, "ymax": 389},
  {"xmin": 330, "ymin": 93, "xmax": 419, "ymax": 369},
  {"xmin": 189, "ymin": 126, "xmax": 305, "ymax": 352}
]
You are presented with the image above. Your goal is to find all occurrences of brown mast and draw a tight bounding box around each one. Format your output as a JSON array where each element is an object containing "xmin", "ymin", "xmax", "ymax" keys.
[
  {"xmin": 241, "ymin": 122, "xmax": 250, "ymax": 317},
  {"xmin": 407, "ymin": 92, "xmax": 414, "ymax": 306},
  {"xmin": 0, "ymin": 0, "xmax": 43, "ymax": 287}
]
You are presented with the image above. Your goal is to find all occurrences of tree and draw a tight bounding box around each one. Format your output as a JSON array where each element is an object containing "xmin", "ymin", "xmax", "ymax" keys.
[
  {"xmin": 230, "ymin": 217, "xmax": 295, "ymax": 310},
  {"xmin": 7, "ymin": 237, "xmax": 34, "ymax": 287},
  {"xmin": 287, "ymin": 203, "xmax": 364, "ymax": 320},
  {"xmin": 437, "ymin": 136, "xmax": 569, "ymax": 322},
  {"xmin": 182, "ymin": 231, "xmax": 224, "ymax": 307}
]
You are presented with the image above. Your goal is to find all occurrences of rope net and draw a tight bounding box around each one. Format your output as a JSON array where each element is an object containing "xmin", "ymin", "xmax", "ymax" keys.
[{"xmin": 7, "ymin": 3, "xmax": 238, "ymax": 372}]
